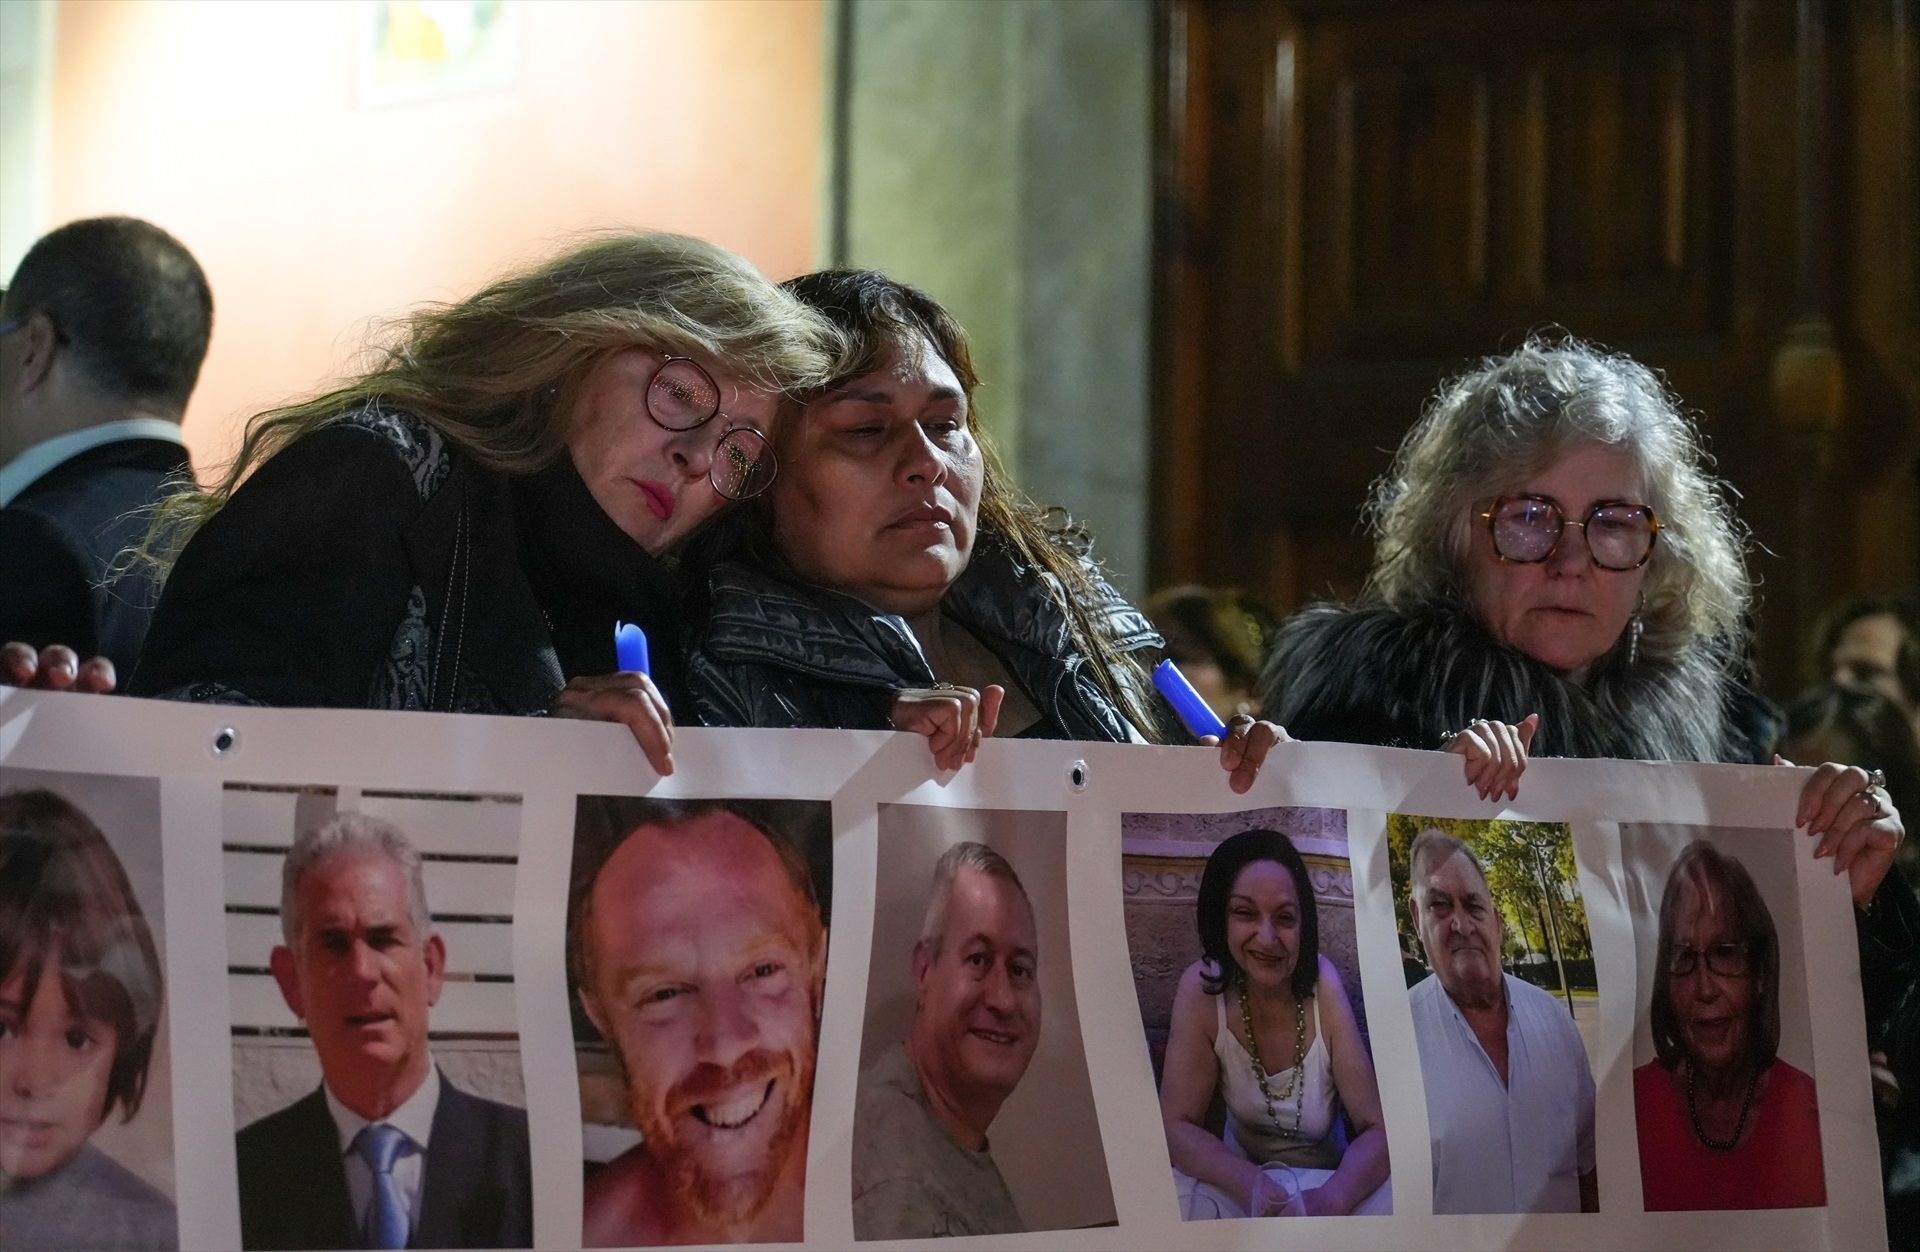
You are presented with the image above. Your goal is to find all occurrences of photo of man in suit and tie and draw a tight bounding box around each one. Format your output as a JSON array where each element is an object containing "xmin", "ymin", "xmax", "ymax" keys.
[{"xmin": 233, "ymin": 813, "xmax": 532, "ymax": 1249}]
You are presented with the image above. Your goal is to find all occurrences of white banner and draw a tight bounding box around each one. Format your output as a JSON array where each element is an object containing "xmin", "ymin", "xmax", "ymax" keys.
[{"xmin": 0, "ymin": 687, "xmax": 1883, "ymax": 1251}]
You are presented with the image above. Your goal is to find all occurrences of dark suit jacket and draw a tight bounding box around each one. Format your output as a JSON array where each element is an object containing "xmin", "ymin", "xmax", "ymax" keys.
[
  {"xmin": 234, "ymin": 1074, "xmax": 532, "ymax": 1250},
  {"xmin": 0, "ymin": 436, "xmax": 191, "ymax": 674}
]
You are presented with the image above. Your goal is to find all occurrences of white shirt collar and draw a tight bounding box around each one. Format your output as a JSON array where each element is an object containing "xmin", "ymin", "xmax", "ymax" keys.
[
  {"xmin": 0, "ymin": 417, "xmax": 186, "ymax": 507},
  {"xmin": 322, "ymin": 1060, "xmax": 442, "ymax": 1157}
]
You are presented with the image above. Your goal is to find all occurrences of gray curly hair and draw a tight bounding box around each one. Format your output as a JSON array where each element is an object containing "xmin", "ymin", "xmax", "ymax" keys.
[{"xmin": 1363, "ymin": 335, "xmax": 1751, "ymax": 665}]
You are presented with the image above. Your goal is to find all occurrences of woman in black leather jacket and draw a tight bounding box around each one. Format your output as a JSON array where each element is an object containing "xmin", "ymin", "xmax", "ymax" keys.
[{"xmin": 686, "ymin": 270, "xmax": 1283, "ymax": 789}]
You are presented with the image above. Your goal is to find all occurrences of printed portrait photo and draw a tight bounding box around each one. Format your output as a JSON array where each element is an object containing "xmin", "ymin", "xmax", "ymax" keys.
[
  {"xmin": 1387, "ymin": 813, "xmax": 1600, "ymax": 1214},
  {"xmin": 1621, "ymin": 823, "xmax": 1825, "ymax": 1211},
  {"xmin": 568, "ymin": 797, "xmax": 831, "ymax": 1247},
  {"xmin": 0, "ymin": 767, "xmax": 176, "ymax": 1251},
  {"xmin": 1122, "ymin": 805, "xmax": 1391, "ymax": 1221},
  {"xmin": 223, "ymin": 784, "xmax": 532, "ymax": 1250},
  {"xmin": 853, "ymin": 804, "xmax": 1115, "ymax": 1240}
]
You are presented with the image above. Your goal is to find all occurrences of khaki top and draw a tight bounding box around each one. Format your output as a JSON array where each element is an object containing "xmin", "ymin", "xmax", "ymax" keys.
[{"xmin": 851, "ymin": 1042, "xmax": 1026, "ymax": 1239}]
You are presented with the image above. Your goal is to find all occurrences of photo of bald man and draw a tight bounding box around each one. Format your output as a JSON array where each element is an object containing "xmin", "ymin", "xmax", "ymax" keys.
[
  {"xmin": 852, "ymin": 804, "xmax": 1114, "ymax": 1240},
  {"xmin": 567, "ymin": 796, "xmax": 831, "ymax": 1247}
]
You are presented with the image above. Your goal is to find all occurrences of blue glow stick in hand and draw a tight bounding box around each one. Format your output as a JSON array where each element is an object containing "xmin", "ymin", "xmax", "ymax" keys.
[
  {"xmin": 614, "ymin": 621, "xmax": 650, "ymax": 677},
  {"xmin": 1153, "ymin": 658, "xmax": 1229, "ymax": 741}
]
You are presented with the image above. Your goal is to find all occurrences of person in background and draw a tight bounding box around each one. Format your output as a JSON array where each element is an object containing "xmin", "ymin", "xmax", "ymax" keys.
[
  {"xmin": 1784, "ymin": 683, "xmax": 1920, "ymax": 886},
  {"xmin": 127, "ymin": 232, "xmax": 838, "ymax": 776},
  {"xmin": 1785, "ymin": 680, "xmax": 1920, "ymax": 1241},
  {"xmin": 1808, "ymin": 591, "xmax": 1920, "ymax": 744},
  {"xmin": 0, "ymin": 218, "xmax": 210, "ymax": 681},
  {"xmin": 1143, "ymin": 585, "xmax": 1277, "ymax": 720}
]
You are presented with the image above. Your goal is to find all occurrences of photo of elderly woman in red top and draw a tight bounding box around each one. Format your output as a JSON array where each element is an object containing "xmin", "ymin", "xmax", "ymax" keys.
[{"xmin": 1633, "ymin": 840, "xmax": 1825, "ymax": 1210}]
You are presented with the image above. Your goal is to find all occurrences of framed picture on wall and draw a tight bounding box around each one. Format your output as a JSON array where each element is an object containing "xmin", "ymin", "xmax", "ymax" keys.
[{"xmin": 358, "ymin": 0, "xmax": 520, "ymax": 108}]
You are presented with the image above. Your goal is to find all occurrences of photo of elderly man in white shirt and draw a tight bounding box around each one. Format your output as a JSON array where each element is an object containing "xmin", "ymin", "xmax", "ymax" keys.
[{"xmin": 1404, "ymin": 828, "xmax": 1598, "ymax": 1214}]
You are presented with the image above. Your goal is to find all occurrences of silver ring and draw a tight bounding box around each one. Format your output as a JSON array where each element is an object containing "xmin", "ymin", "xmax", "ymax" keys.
[
  {"xmin": 1867, "ymin": 767, "xmax": 1887, "ymax": 791},
  {"xmin": 1857, "ymin": 788, "xmax": 1888, "ymax": 820}
]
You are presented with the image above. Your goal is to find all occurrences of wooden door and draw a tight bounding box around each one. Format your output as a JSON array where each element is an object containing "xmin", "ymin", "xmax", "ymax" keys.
[{"xmin": 1153, "ymin": 0, "xmax": 1920, "ymax": 692}]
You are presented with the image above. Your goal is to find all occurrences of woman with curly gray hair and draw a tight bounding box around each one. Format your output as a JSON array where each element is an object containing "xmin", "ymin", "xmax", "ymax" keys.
[{"xmin": 1263, "ymin": 335, "xmax": 1904, "ymax": 907}]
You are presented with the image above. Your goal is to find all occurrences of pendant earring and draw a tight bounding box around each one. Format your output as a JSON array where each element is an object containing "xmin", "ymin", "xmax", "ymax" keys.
[{"xmin": 1628, "ymin": 596, "xmax": 1646, "ymax": 666}]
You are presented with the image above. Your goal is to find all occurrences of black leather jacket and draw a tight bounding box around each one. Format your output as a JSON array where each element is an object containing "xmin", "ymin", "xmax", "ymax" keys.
[
  {"xmin": 134, "ymin": 405, "xmax": 688, "ymax": 714},
  {"xmin": 687, "ymin": 534, "xmax": 1164, "ymax": 742}
]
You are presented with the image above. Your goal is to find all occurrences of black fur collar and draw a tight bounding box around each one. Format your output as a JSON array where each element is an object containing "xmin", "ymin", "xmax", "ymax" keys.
[{"xmin": 1262, "ymin": 599, "xmax": 1769, "ymax": 764}]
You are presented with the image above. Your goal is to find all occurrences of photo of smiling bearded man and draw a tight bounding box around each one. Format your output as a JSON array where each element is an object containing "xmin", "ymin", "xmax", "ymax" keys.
[{"xmin": 567, "ymin": 797, "xmax": 830, "ymax": 1247}]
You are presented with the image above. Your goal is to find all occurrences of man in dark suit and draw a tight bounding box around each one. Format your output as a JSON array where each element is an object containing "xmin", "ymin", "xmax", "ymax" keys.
[
  {"xmin": 237, "ymin": 814, "xmax": 532, "ymax": 1249},
  {"xmin": 0, "ymin": 217, "xmax": 209, "ymax": 677}
]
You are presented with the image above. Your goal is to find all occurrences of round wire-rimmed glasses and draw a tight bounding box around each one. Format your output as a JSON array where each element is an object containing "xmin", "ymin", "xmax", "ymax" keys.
[
  {"xmin": 1668, "ymin": 941, "xmax": 1750, "ymax": 978},
  {"xmin": 644, "ymin": 354, "xmax": 777, "ymax": 501},
  {"xmin": 1480, "ymin": 494, "xmax": 1659, "ymax": 571}
]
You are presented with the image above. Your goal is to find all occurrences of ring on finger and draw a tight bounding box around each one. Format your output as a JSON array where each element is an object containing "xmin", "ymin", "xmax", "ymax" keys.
[
  {"xmin": 1855, "ymin": 787, "xmax": 1889, "ymax": 820},
  {"xmin": 1867, "ymin": 767, "xmax": 1887, "ymax": 791}
]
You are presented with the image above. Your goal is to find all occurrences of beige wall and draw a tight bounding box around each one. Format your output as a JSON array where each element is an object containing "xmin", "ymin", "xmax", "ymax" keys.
[{"xmin": 41, "ymin": 0, "xmax": 824, "ymax": 473}]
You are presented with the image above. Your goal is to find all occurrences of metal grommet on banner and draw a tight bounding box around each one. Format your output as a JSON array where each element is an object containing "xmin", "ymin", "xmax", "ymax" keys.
[
  {"xmin": 1068, "ymin": 759, "xmax": 1089, "ymax": 792},
  {"xmin": 209, "ymin": 726, "xmax": 240, "ymax": 758}
]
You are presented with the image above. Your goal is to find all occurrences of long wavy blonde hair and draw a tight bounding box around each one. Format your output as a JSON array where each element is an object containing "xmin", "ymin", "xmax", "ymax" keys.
[
  {"xmin": 143, "ymin": 231, "xmax": 840, "ymax": 572},
  {"xmin": 1365, "ymin": 335, "xmax": 1752, "ymax": 665}
]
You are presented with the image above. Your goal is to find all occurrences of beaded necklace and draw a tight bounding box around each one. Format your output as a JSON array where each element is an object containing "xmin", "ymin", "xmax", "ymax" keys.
[
  {"xmin": 1236, "ymin": 980, "xmax": 1307, "ymax": 1141},
  {"xmin": 1686, "ymin": 1061, "xmax": 1761, "ymax": 1152}
]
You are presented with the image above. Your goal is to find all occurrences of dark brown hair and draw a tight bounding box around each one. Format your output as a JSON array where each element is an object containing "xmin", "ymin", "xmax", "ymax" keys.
[
  {"xmin": 773, "ymin": 269, "xmax": 1169, "ymax": 740},
  {"xmin": 1196, "ymin": 829, "xmax": 1319, "ymax": 1000},
  {"xmin": 0, "ymin": 789, "xmax": 164, "ymax": 1122},
  {"xmin": 4, "ymin": 215, "xmax": 211, "ymax": 410},
  {"xmin": 1145, "ymin": 585, "xmax": 1277, "ymax": 700},
  {"xmin": 1806, "ymin": 590, "xmax": 1920, "ymax": 704}
]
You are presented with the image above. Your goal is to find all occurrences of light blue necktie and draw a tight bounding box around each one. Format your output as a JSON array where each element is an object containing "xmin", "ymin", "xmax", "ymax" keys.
[{"xmin": 352, "ymin": 1122, "xmax": 412, "ymax": 1250}]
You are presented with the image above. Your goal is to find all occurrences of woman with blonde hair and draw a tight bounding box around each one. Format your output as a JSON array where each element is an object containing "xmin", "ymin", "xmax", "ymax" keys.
[{"xmin": 129, "ymin": 233, "xmax": 838, "ymax": 771}]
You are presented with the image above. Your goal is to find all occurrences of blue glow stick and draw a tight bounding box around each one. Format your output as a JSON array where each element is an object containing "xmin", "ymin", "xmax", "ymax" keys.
[
  {"xmin": 614, "ymin": 621, "xmax": 650, "ymax": 676},
  {"xmin": 1152, "ymin": 658, "xmax": 1229, "ymax": 740}
]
